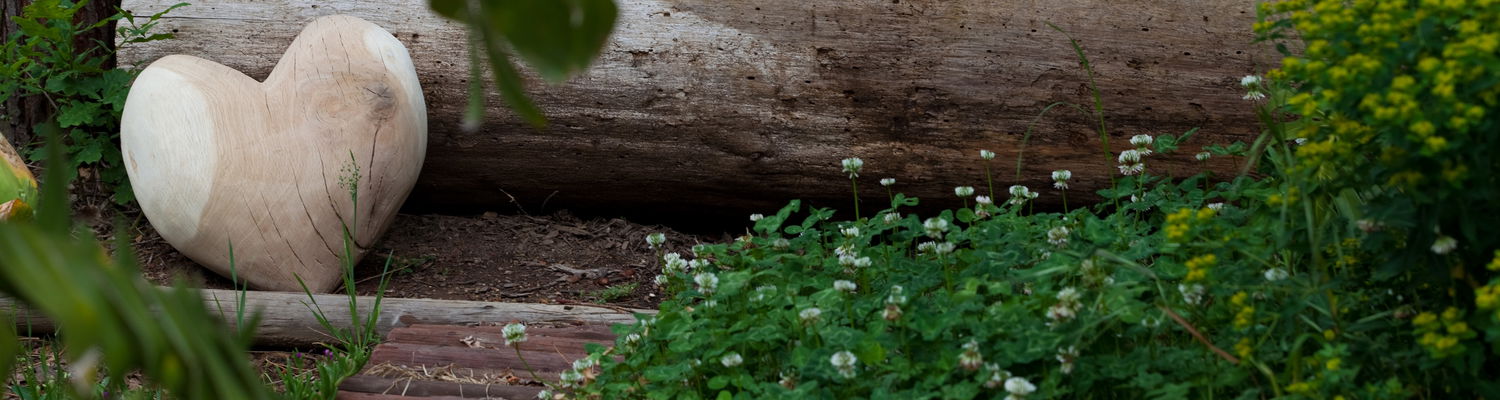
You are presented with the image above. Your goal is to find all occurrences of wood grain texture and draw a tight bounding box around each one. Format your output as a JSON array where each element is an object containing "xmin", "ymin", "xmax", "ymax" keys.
[
  {"xmin": 118, "ymin": 0, "xmax": 1272, "ymax": 222},
  {"xmin": 121, "ymin": 15, "xmax": 427, "ymax": 292},
  {"xmin": 338, "ymin": 375, "xmax": 542, "ymax": 399},
  {"xmin": 0, "ymin": 289, "xmax": 649, "ymax": 348}
]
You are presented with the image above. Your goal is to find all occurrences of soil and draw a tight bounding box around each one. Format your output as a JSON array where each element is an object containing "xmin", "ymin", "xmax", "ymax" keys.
[{"xmin": 128, "ymin": 210, "xmax": 711, "ymax": 310}]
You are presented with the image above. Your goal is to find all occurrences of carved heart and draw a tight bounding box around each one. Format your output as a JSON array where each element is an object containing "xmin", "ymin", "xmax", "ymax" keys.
[{"xmin": 121, "ymin": 16, "xmax": 426, "ymax": 292}]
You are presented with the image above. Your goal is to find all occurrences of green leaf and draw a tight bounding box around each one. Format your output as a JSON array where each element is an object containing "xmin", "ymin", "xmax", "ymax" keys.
[
  {"xmin": 477, "ymin": 0, "xmax": 617, "ymax": 83},
  {"xmin": 707, "ymin": 375, "xmax": 729, "ymax": 390},
  {"xmin": 55, "ymin": 102, "xmax": 101, "ymax": 128}
]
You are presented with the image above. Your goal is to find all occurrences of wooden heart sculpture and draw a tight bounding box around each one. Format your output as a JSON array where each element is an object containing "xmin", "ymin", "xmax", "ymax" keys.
[{"xmin": 121, "ymin": 16, "xmax": 426, "ymax": 292}]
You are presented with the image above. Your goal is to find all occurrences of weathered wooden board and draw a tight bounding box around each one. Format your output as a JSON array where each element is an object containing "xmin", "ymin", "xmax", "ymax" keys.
[
  {"xmin": 118, "ymin": 0, "xmax": 1270, "ymax": 221},
  {"xmin": 338, "ymin": 324, "xmax": 617, "ymax": 399},
  {"xmin": 0, "ymin": 289, "xmax": 648, "ymax": 348}
]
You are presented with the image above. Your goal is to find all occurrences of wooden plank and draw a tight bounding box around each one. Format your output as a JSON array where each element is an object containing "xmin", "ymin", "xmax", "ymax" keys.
[
  {"xmin": 385, "ymin": 324, "xmax": 618, "ymax": 351},
  {"xmin": 336, "ymin": 393, "xmax": 473, "ymax": 400},
  {"xmin": 338, "ymin": 375, "xmax": 541, "ymax": 399},
  {"xmin": 367, "ymin": 342, "xmax": 581, "ymax": 377},
  {"xmin": 117, "ymin": 0, "xmax": 1266, "ymax": 220},
  {"xmin": 0, "ymin": 289, "xmax": 650, "ymax": 348}
]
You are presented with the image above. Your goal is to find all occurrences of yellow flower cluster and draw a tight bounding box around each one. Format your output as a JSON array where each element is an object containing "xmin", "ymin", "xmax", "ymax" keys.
[
  {"xmin": 1265, "ymin": 187, "xmax": 1299, "ymax": 207},
  {"xmin": 1230, "ymin": 291, "xmax": 1255, "ymax": 330},
  {"xmin": 1412, "ymin": 307, "xmax": 1475, "ymax": 358},
  {"xmin": 1183, "ymin": 254, "xmax": 1217, "ymax": 282},
  {"xmin": 1257, "ymin": 0, "xmax": 1500, "ymax": 192},
  {"xmin": 1164, "ymin": 207, "xmax": 1216, "ymax": 242},
  {"xmin": 1234, "ymin": 337, "xmax": 1253, "ymax": 360}
]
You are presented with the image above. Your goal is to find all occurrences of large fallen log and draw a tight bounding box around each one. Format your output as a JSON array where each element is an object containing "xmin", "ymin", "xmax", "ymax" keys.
[
  {"xmin": 1, "ymin": 289, "xmax": 649, "ymax": 348},
  {"xmin": 118, "ymin": 0, "xmax": 1270, "ymax": 222}
]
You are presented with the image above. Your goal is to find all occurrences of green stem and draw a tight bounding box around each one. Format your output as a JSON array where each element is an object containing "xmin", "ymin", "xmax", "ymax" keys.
[
  {"xmin": 1062, "ymin": 190, "xmax": 1070, "ymax": 214},
  {"xmin": 851, "ymin": 178, "xmax": 861, "ymax": 221},
  {"xmin": 984, "ymin": 162, "xmax": 995, "ymax": 199},
  {"xmin": 514, "ymin": 346, "xmax": 544, "ymax": 384}
]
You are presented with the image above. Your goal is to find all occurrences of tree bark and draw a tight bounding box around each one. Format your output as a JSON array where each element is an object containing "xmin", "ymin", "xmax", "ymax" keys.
[
  {"xmin": 1, "ymin": 289, "xmax": 648, "ymax": 348},
  {"xmin": 117, "ymin": 0, "xmax": 1274, "ymax": 223}
]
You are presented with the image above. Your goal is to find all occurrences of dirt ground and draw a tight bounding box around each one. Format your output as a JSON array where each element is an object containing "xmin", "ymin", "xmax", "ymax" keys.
[{"xmin": 127, "ymin": 209, "xmax": 713, "ymax": 310}]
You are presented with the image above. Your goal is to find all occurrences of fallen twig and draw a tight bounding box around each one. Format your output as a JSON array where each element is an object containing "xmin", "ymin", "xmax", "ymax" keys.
[{"xmin": 1159, "ymin": 305, "xmax": 1240, "ymax": 365}]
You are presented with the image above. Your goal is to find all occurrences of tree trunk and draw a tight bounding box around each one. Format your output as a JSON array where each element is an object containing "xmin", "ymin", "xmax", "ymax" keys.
[
  {"xmin": 1, "ymin": 289, "xmax": 648, "ymax": 348},
  {"xmin": 117, "ymin": 0, "xmax": 1273, "ymax": 224},
  {"xmin": 1, "ymin": 0, "xmax": 120, "ymax": 148}
]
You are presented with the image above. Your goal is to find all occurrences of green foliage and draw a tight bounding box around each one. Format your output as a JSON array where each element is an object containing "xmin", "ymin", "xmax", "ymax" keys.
[
  {"xmin": 571, "ymin": 7, "xmax": 1500, "ymax": 398},
  {"xmin": 589, "ymin": 282, "xmax": 641, "ymax": 304},
  {"xmin": 0, "ymin": 122, "xmax": 271, "ymax": 399},
  {"xmin": 0, "ymin": 0, "xmax": 185, "ymax": 204},
  {"xmin": 428, "ymin": 0, "xmax": 617, "ymax": 128}
]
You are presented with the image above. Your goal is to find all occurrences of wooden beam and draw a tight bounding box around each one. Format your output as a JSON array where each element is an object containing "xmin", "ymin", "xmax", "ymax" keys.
[{"xmin": 1, "ymin": 288, "xmax": 650, "ymax": 348}]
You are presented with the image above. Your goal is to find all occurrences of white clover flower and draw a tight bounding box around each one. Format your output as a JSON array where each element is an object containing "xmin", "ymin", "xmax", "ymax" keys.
[
  {"xmin": 1080, "ymin": 259, "xmax": 1096, "ymax": 274},
  {"xmin": 984, "ymin": 365, "xmax": 1012, "ymax": 389},
  {"xmin": 923, "ymin": 218, "xmax": 950, "ymax": 239},
  {"xmin": 834, "ymin": 280, "xmax": 857, "ymax": 293},
  {"xmin": 917, "ymin": 241, "xmax": 938, "ymax": 254},
  {"xmin": 750, "ymin": 213, "xmax": 764, "ymax": 222},
  {"xmin": 1004, "ymin": 376, "xmax": 1037, "ymax": 396},
  {"xmin": 853, "ymin": 257, "xmax": 872, "ymax": 269},
  {"xmin": 1206, "ymin": 202, "xmax": 1225, "ymax": 211},
  {"xmin": 883, "ymin": 304, "xmax": 903, "ymax": 321},
  {"xmin": 1179, "ymin": 283, "xmax": 1206, "ymax": 306},
  {"xmin": 935, "ymin": 242, "xmax": 956, "ymax": 255},
  {"xmin": 830, "ymin": 351, "xmax": 858, "ymax": 378},
  {"xmin": 887, "ymin": 285, "xmax": 908, "ymax": 305},
  {"xmin": 1052, "ymin": 170, "xmax": 1072, "ymax": 189},
  {"xmin": 694, "ymin": 272, "xmax": 719, "ymax": 294},
  {"xmin": 1008, "ymin": 185, "xmax": 1030, "ymax": 197},
  {"xmin": 1356, "ymin": 219, "xmax": 1382, "ymax": 233},
  {"xmin": 1196, "ymin": 151, "xmax": 1212, "ymax": 161},
  {"xmin": 841, "ymin": 157, "xmax": 864, "ymax": 178},
  {"xmin": 980, "ymin": 149, "xmax": 996, "ymax": 160},
  {"xmin": 646, "ymin": 232, "xmax": 666, "ymax": 249},
  {"xmin": 1046, "ymin": 302, "xmax": 1077, "ymax": 322},
  {"xmin": 573, "ymin": 357, "xmax": 596, "ymax": 372},
  {"xmin": 838, "ymin": 254, "xmax": 858, "ymax": 268},
  {"xmin": 1117, "ymin": 150, "xmax": 1146, "ymax": 176},
  {"xmin": 1431, "ymin": 235, "xmax": 1458, "ymax": 255},
  {"xmin": 663, "ymin": 253, "xmax": 688, "ymax": 274},
  {"xmin": 1130, "ymin": 134, "xmax": 1154, "ymax": 148},
  {"xmin": 721, "ymin": 352, "xmax": 743, "ymax": 368},
  {"xmin": 959, "ymin": 339, "xmax": 984, "ymax": 371},
  {"xmin": 799, "ymin": 307, "xmax": 823, "ymax": 324},
  {"xmin": 502, "ymin": 323, "xmax": 528, "ymax": 347},
  {"xmin": 537, "ymin": 390, "xmax": 553, "ymax": 399},
  {"xmin": 778, "ymin": 372, "xmax": 798, "ymax": 389},
  {"xmin": 882, "ymin": 211, "xmax": 902, "ymax": 224},
  {"xmin": 1243, "ymin": 90, "xmax": 1267, "ymax": 100},
  {"xmin": 772, "ymin": 238, "xmax": 791, "ymax": 249},
  {"xmin": 955, "ymin": 186, "xmax": 976, "ymax": 197},
  {"xmin": 1240, "ymin": 75, "xmax": 1262, "ymax": 87},
  {"xmin": 1056, "ymin": 287, "xmax": 1081, "ymax": 303},
  {"xmin": 692, "ymin": 244, "xmax": 710, "ymax": 258},
  {"xmin": 654, "ymin": 274, "xmax": 669, "ymax": 286},
  {"xmin": 880, "ymin": 178, "xmax": 896, "ymax": 187},
  {"xmin": 1263, "ymin": 268, "xmax": 1289, "ymax": 281},
  {"xmin": 558, "ymin": 368, "xmax": 584, "ymax": 387},
  {"xmin": 1047, "ymin": 226, "xmax": 1070, "ymax": 247},
  {"xmin": 688, "ymin": 258, "xmax": 710, "ymax": 272},
  {"xmin": 1294, "ymin": 137, "xmax": 1308, "ymax": 145},
  {"xmin": 841, "ymin": 226, "xmax": 860, "ymax": 238},
  {"xmin": 1056, "ymin": 346, "xmax": 1079, "ymax": 375},
  {"xmin": 624, "ymin": 333, "xmax": 642, "ymax": 344},
  {"xmin": 1008, "ymin": 185, "xmax": 1035, "ymax": 205}
]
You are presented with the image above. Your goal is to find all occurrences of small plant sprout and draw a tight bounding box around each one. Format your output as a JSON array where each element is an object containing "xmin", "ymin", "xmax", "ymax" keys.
[
  {"xmin": 1431, "ymin": 235, "xmax": 1458, "ymax": 255},
  {"xmin": 980, "ymin": 149, "xmax": 997, "ymax": 197},
  {"xmin": 1241, "ymin": 75, "xmax": 1267, "ymax": 101},
  {"xmin": 830, "ymin": 351, "xmax": 859, "ymax": 379},
  {"xmin": 1057, "ymin": 345, "xmax": 1079, "ymax": 375},
  {"xmin": 959, "ymin": 339, "xmax": 984, "ymax": 371},
  {"xmin": 720, "ymin": 352, "xmax": 743, "ymax": 368},
  {"xmin": 841, "ymin": 157, "xmax": 864, "ymax": 220},
  {"xmin": 750, "ymin": 213, "xmax": 764, "ymax": 222},
  {"xmin": 1130, "ymin": 134, "xmax": 1154, "ymax": 156},
  {"xmin": 1117, "ymin": 149, "xmax": 1145, "ymax": 176},
  {"xmin": 1047, "ymin": 225, "xmax": 1070, "ymax": 247},
  {"xmin": 834, "ymin": 279, "xmax": 857, "ymax": 293},
  {"xmin": 1004, "ymin": 376, "xmax": 1037, "ymax": 399},
  {"xmin": 1264, "ymin": 268, "xmax": 1290, "ymax": 281},
  {"xmin": 1196, "ymin": 151, "xmax": 1212, "ymax": 161},
  {"xmin": 694, "ymin": 272, "xmax": 719, "ymax": 295}
]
